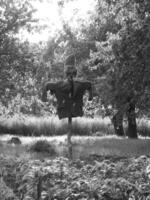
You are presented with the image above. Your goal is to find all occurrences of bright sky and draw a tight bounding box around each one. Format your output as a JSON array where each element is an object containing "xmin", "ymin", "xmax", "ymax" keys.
[{"xmin": 20, "ymin": 0, "xmax": 96, "ymax": 43}]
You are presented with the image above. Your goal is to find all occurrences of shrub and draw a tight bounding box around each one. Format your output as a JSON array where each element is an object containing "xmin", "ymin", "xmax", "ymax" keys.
[
  {"xmin": 137, "ymin": 118, "xmax": 150, "ymax": 137},
  {"xmin": 7, "ymin": 137, "xmax": 21, "ymax": 145},
  {"xmin": 29, "ymin": 140, "xmax": 56, "ymax": 155}
]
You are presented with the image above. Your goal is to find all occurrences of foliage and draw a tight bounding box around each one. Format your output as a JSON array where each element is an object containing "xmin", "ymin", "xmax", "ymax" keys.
[
  {"xmin": 75, "ymin": 0, "xmax": 150, "ymax": 137},
  {"xmin": 29, "ymin": 140, "xmax": 56, "ymax": 155},
  {"xmin": 109, "ymin": 0, "xmax": 150, "ymax": 137},
  {"xmin": 0, "ymin": 0, "xmax": 36, "ymax": 93},
  {"xmin": 0, "ymin": 178, "xmax": 18, "ymax": 200},
  {"xmin": 0, "ymin": 0, "xmax": 47, "ymax": 119},
  {"xmin": 40, "ymin": 0, "xmax": 150, "ymax": 135},
  {"xmin": 137, "ymin": 118, "xmax": 150, "ymax": 137},
  {"xmin": 1, "ymin": 154, "xmax": 150, "ymax": 199}
]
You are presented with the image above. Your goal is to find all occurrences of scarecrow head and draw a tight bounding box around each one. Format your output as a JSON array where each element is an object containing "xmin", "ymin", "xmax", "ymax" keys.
[{"xmin": 64, "ymin": 55, "xmax": 77, "ymax": 80}]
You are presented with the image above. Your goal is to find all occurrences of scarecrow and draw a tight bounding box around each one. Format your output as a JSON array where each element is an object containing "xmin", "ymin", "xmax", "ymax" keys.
[
  {"xmin": 42, "ymin": 55, "xmax": 93, "ymax": 118},
  {"xmin": 42, "ymin": 55, "xmax": 93, "ymax": 158}
]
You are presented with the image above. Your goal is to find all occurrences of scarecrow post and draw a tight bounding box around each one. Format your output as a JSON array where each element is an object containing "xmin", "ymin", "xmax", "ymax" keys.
[{"xmin": 68, "ymin": 116, "xmax": 72, "ymax": 159}]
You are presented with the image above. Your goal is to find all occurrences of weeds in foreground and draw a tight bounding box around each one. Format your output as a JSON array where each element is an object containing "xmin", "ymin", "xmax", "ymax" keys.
[{"xmin": 1, "ymin": 153, "xmax": 150, "ymax": 200}]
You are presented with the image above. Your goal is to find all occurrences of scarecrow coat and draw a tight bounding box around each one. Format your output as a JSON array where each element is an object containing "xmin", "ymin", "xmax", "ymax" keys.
[{"xmin": 42, "ymin": 79, "xmax": 93, "ymax": 119}]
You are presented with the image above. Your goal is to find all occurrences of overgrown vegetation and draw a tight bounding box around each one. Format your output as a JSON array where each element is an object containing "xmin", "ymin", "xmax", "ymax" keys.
[
  {"xmin": 0, "ymin": 115, "xmax": 150, "ymax": 137},
  {"xmin": 1, "ymin": 154, "xmax": 150, "ymax": 200},
  {"xmin": 1, "ymin": 0, "xmax": 150, "ymax": 199}
]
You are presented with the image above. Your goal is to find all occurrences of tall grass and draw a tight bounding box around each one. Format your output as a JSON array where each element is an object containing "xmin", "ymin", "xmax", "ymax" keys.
[
  {"xmin": 0, "ymin": 115, "xmax": 150, "ymax": 137},
  {"xmin": 0, "ymin": 115, "xmax": 113, "ymax": 136},
  {"xmin": 137, "ymin": 118, "xmax": 150, "ymax": 137}
]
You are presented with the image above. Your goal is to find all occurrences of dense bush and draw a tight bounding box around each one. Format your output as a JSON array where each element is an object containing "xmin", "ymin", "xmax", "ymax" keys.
[
  {"xmin": 29, "ymin": 140, "xmax": 56, "ymax": 155},
  {"xmin": 137, "ymin": 119, "xmax": 150, "ymax": 137}
]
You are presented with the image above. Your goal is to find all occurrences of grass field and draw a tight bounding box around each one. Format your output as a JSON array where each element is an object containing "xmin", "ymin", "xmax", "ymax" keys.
[
  {"xmin": 0, "ymin": 115, "xmax": 113, "ymax": 136},
  {"xmin": 1, "ymin": 135, "xmax": 150, "ymax": 160},
  {"xmin": 0, "ymin": 115, "xmax": 150, "ymax": 160},
  {"xmin": 0, "ymin": 115, "xmax": 150, "ymax": 137}
]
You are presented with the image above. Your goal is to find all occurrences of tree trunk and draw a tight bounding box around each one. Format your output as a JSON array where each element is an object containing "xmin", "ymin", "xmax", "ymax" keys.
[
  {"xmin": 112, "ymin": 111, "xmax": 124, "ymax": 136},
  {"xmin": 127, "ymin": 102, "xmax": 138, "ymax": 138}
]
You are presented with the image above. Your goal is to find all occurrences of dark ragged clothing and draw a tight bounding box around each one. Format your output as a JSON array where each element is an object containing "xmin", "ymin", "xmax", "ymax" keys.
[{"xmin": 43, "ymin": 80, "xmax": 93, "ymax": 119}]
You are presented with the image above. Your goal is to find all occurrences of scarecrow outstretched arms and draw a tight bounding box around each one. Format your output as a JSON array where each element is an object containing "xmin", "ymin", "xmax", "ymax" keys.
[
  {"xmin": 41, "ymin": 80, "xmax": 93, "ymax": 119},
  {"xmin": 42, "ymin": 80, "xmax": 93, "ymax": 102},
  {"xmin": 73, "ymin": 81, "xmax": 93, "ymax": 100}
]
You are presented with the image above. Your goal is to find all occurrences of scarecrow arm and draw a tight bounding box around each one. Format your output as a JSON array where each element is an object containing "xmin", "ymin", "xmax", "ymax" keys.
[
  {"xmin": 85, "ymin": 81, "xmax": 93, "ymax": 101},
  {"xmin": 41, "ymin": 82, "xmax": 56, "ymax": 102}
]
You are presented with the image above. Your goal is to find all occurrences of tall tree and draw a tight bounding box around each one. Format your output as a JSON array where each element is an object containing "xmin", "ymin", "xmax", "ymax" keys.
[
  {"xmin": 0, "ymin": 0, "xmax": 37, "ymax": 103},
  {"xmin": 112, "ymin": 0, "xmax": 150, "ymax": 138},
  {"xmin": 79, "ymin": 0, "xmax": 150, "ymax": 138}
]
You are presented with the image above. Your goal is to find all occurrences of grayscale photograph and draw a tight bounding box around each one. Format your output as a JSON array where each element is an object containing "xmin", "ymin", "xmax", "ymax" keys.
[{"xmin": 0, "ymin": 0, "xmax": 150, "ymax": 199}]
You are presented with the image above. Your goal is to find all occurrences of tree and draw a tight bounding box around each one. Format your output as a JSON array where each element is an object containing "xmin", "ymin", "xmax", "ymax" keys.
[
  {"xmin": 0, "ymin": 0, "xmax": 38, "ymax": 105},
  {"xmin": 112, "ymin": 0, "xmax": 150, "ymax": 138},
  {"xmin": 41, "ymin": 0, "xmax": 150, "ymax": 140},
  {"xmin": 43, "ymin": 22, "xmax": 97, "ymax": 80},
  {"xmin": 77, "ymin": 0, "xmax": 127, "ymax": 136},
  {"xmin": 78, "ymin": 0, "xmax": 150, "ymax": 138}
]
